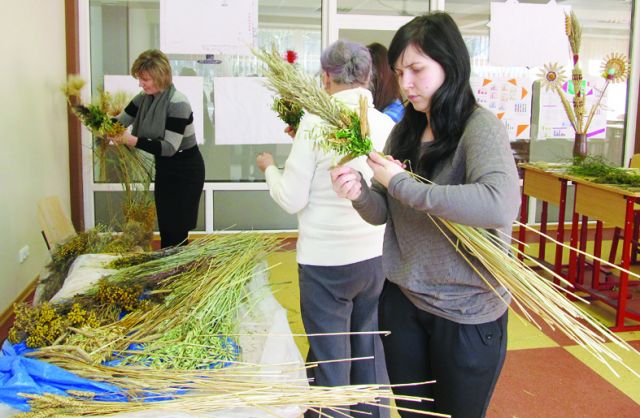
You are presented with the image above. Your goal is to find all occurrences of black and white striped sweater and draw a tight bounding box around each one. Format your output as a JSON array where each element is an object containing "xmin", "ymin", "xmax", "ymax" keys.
[{"xmin": 118, "ymin": 90, "xmax": 197, "ymax": 157}]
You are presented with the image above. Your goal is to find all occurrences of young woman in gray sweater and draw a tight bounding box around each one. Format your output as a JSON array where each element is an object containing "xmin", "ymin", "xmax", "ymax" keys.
[{"xmin": 331, "ymin": 12, "xmax": 521, "ymax": 418}]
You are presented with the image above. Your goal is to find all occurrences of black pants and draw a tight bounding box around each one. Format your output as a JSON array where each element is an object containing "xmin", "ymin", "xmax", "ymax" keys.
[
  {"xmin": 379, "ymin": 281, "xmax": 508, "ymax": 418},
  {"xmin": 155, "ymin": 146, "xmax": 205, "ymax": 248}
]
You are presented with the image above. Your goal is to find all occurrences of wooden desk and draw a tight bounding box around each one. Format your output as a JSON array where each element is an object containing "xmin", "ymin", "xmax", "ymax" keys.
[
  {"xmin": 518, "ymin": 164, "xmax": 570, "ymax": 278},
  {"xmin": 565, "ymin": 175, "xmax": 640, "ymax": 331}
]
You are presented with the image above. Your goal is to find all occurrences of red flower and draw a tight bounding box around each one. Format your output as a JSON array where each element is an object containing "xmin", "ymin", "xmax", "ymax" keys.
[{"xmin": 285, "ymin": 50, "xmax": 298, "ymax": 64}]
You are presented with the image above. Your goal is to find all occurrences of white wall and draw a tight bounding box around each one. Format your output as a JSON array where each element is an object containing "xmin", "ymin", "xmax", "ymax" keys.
[{"xmin": 0, "ymin": 2, "xmax": 70, "ymax": 311}]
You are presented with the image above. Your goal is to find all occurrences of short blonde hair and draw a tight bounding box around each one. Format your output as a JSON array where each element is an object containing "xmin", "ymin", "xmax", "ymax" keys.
[{"xmin": 131, "ymin": 49, "xmax": 172, "ymax": 90}]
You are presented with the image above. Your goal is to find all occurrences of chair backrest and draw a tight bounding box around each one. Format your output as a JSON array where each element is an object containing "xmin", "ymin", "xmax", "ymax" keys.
[
  {"xmin": 629, "ymin": 154, "xmax": 640, "ymax": 169},
  {"xmin": 37, "ymin": 196, "xmax": 76, "ymax": 250}
]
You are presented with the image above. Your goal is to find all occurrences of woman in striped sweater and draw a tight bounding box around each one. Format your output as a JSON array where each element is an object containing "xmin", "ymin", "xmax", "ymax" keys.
[{"xmin": 111, "ymin": 49, "xmax": 205, "ymax": 248}]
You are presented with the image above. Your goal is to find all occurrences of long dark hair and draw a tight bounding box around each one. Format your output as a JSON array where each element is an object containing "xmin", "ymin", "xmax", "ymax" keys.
[
  {"xmin": 367, "ymin": 42, "xmax": 401, "ymax": 111},
  {"xmin": 386, "ymin": 12, "xmax": 477, "ymax": 179}
]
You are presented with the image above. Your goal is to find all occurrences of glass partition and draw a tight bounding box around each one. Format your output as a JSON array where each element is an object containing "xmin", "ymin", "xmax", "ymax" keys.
[{"xmin": 87, "ymin": 0, "xmax": 321, "ymax": 230}]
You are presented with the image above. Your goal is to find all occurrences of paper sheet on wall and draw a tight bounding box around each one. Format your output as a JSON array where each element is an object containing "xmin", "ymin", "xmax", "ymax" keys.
[
  {"xmin": 104, "ymin": 75, "xmax": 205, "ymax": 144},
  {"xmin": 160, "ymin": 0, "xmax": 257, "ymax": 55},
  {"xmin": 470, "ymin": 75, "xmax": 532, "ymax": 140},
  {"xmin": 213, "ymin": 77, "xmax": 291, "ymax": 145},
  {"xmin": 538, "ymin": 78, "xmax": 607, "ymax": 139},
  {"xmin": 489, "ymin": 0, "xmax": 570, "ymax": 67}
]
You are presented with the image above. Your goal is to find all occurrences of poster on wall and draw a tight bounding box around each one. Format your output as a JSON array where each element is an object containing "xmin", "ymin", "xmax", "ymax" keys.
[
  {"xmin": 213, "ymin": 77, "xmax": 291, "ymax": 145},
  {"xmin": 538, "ymin": 78, "xmax": 608, "ymax": 139},
  {"xmin": 103, "ymin": 75, "xmax": 205, "ymax": 144},
  {"xmin": 470, "ymin": 76, "xmax": 532, "ymax": 140},
  {"xmin": 160, "ymin": 0, "xmax": 258, "ymax": 55},
  {"xmin": 489, "ymin": 0, "xmax": 569, "ymax": 67}
]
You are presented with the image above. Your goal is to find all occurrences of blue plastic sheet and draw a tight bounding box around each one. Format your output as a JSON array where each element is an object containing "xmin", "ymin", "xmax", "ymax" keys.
[
  {"xmin": 0, "ymin": 340, "xmax": 126, "ymax": 411},
  {"xmin": 1, "ymin": 335, "xmax": 241, "ymax": 411}
]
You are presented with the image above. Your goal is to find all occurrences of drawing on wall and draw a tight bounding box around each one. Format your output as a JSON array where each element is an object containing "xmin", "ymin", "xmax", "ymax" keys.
[{"xmin": 470, "ymin": 76, "xmax": 531, "ymax": 140}]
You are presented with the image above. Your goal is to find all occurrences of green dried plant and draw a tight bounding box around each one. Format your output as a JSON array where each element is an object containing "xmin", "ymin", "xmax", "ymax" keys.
[{"xmin": 253, "ymin": 46, "xmax": 374, "ymax": 164}]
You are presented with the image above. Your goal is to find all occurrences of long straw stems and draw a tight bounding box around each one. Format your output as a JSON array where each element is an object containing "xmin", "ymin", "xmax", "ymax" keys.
[
  {"xmin": 389, "ymin": 164, "xmax": 638, "ymax": 377},
  {"xmin": 431, "ymin": 217, "xmax": 639, "ymax": 378},
  {"xmin": 17, "ymin": 380, "xmax": 449, "ymax": 418},
  {"xmin": 32, "ymin": 234, "xmax": 285, "ymax": 369}
]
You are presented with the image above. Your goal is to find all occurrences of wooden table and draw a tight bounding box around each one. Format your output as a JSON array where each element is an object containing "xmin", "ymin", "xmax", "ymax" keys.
[
  {"xmin": 518, "ymin": 164, "xmax": 571, "ymax": 279},
  {"xmin": 564, "ymin": 174, "xmax": 640, "ymax": 331},
  {"xmin": 519, "ymin": 163, "xmax": 640, "ymax": 331}
]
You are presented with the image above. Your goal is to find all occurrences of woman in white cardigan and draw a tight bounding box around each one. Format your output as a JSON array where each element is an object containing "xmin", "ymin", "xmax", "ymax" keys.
[{"xmin": 256, "ymin": 40, "xmax": 395, "ymax": 418}]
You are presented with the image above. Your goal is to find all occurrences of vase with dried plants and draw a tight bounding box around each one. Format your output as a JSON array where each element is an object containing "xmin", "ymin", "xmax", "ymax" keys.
[{"xmin": 539, "ymin": 11, "xmax": 629, "ymax": 160}]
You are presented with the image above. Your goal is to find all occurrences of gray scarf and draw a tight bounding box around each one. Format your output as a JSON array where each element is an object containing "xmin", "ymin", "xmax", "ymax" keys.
[{"xmin": 131, "ymin": 84, "xmax": 176, "ymax": 140}]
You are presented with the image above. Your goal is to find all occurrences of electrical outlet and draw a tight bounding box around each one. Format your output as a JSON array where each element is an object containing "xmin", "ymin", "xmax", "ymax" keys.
[{"xmin": 18, "ymin": 245, "xmax": 30, "ymax": 264}]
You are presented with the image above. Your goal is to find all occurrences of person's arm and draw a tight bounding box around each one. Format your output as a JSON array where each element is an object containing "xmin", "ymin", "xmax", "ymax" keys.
[
  {"xmin": 119, "ymin": 94, "xmax": 195, "ymax": 157},
  {"xmin": 115, "ymin": 94, "xmax": 142, "ymax": 128},
  {"xmin": 385, "ymin": 112, "xmax": 520, "ymax": 229},
  {"xmin": 111, "ymin": 93, "xmax": 163, "ymax": 155},
  {"xmin": 352, "ymin": 177, "xmax": 389, "ymax": 225},
  {"xmin": 262, "ymin": 117, "xmax": 317, "ymax": 214}
]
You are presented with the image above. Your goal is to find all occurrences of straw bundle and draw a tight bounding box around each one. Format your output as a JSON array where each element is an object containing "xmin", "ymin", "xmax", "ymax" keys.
[
  {"xmin": 430, "ymin": 216, "xmax": 639, "ymax": 378},
  {"xmin": 17, "ymin": 379, "xmax": 448, "ymax": 418},
  {"xmin": 30, "ymin": 234, "xmax": 281, "ymax": 369},
  {"xmin": 18, "ymin": 232, "xmax": 449, "ymax": 417},
  {"xmin": 62, "ymin": 75, "xmax": 155, "ymax": 247},
  {"xmin": 253, "ymin": 46, "xmax": 375, "ymax": 165}
]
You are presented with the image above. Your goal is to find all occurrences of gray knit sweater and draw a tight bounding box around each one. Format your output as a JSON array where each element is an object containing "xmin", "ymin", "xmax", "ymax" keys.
[{"xmin": 352, "ymin": 107, "xmax": 521, "ymax": 324}]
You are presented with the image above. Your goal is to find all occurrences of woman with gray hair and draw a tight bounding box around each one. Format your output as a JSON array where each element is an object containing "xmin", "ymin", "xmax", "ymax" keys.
[{"xmin": 256, "ymin": 40, "xmax": 395, "ymax": 418}]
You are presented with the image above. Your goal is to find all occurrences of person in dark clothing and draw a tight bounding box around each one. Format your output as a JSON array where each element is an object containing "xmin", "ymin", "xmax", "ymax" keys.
[
  {"xmin": 367, "ymin": 42, "xmax": 405, "ymax": 123},
  {"xmin": 331, "ymin": 13, "xmax": 520, "ymax": 418},
  {"xmin": 111, "ymin": 49, "xmax": 204, "ymax": 248}
]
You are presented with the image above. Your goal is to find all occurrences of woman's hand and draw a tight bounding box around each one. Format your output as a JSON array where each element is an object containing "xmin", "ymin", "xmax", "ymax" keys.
[
  {"xmin": 256, "ymin": 152, "xmax": 275, "ymax": 172},
  {"xmin": 367, "ymin": 152, "xmax": 405, "ymax": 188},
  {"xmin": 110, "ymin": 131, "xmax": 138, "ymax": 147},
  {"xmin": 284, "ymin": 125, "xmax": 296, "ymax": 139},
  {"xmin": 330, "ymin": 166, "xmax": 363, "ymax": 201}
]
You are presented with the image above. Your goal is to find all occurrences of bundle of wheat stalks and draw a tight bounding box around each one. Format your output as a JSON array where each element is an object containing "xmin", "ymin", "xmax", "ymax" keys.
[
  {"xmin": 253, "ymin": 46, "xmax": 375, "ymax": 165},
  {"xmin": 253, "ymin": 46, "xmax": 640, "ymax": 378},
  {"xmin": 62, "ymin": 75, "xmax": 155, "ymax": 247},
  {"xmin": 18, "ymin": 379, "xmax": 446, "ymax": 418},
  {"xmin": 16, "ymin": 233, "xmax": 446, "ymax": 417},
  {"xmin": 30, "ymin": 234, "xmax": 279, "ymax": 368}
]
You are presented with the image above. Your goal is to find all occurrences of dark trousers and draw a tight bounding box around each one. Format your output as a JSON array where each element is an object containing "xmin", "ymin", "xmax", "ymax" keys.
[
  {"xmin": 298, "ymin": 257, "xmax": 389, "ymax": 418},
  {"xmin": 379, "ymin": 281, "xmax": 508, "ymax": 418},
  {"xmin": 154, "ymin": 146, "xmax": 205, "ymax": 248}
]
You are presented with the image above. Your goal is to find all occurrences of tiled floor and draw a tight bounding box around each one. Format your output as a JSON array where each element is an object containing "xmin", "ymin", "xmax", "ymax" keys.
[{"xmin": 265, "ymin": 251, "xmax": 640, "ymax": 418}]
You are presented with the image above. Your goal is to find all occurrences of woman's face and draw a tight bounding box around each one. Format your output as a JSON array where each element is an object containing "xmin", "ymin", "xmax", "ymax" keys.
[
  {"xmin": 393, "ymin": 44, "xmax": 445, "ymax": 114},
  {"xmin": 137, "ymin": 71, "xmax": 162, "ymax": 95}
]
